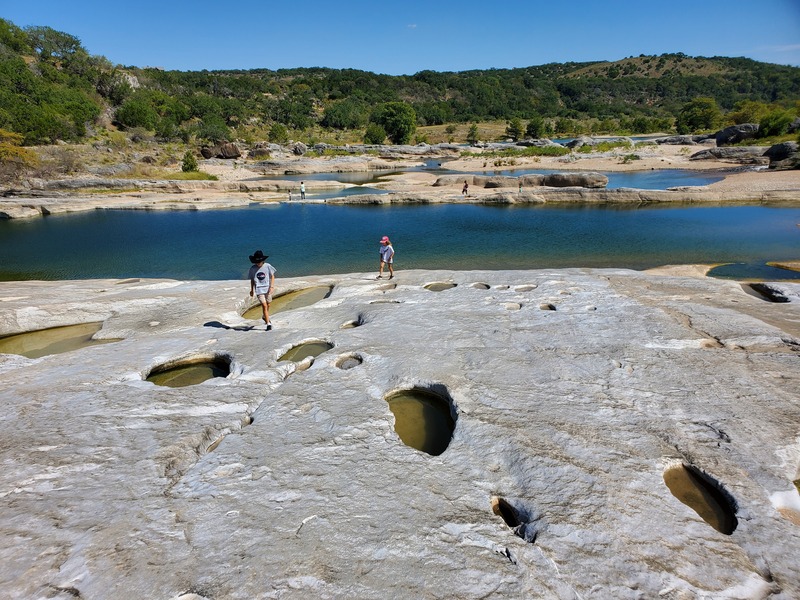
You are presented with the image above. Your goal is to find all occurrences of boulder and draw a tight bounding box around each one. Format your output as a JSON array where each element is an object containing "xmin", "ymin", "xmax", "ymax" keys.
[
  {"xmin": 543, "ymin": 172, "xmax": 608, "ymax": 188},
  {"xmin": 655, "ymin": 134, "xmax": 715, "ymax": 145},
  {"xmin": 516, "ymin": 138, "xmax": 565, "ymax": 148},
  {"xmin": 200, "ymin": 146, "xmax": 219, "ymax": 159},
  {"xmin": 715, "ymin": 123, "xmax": 759, "ymax": 146},
  {"xmin": 474, "ymin": 175, "xmax": 518, "ymax": 188},
  {"xmin": 690, "ymin": 147, "xmax": 769, "ymax": 164},
  {"xmin": 217, "ymin": 142, "xmax": 241, "ymax": 159},
  {"xmin": 289, "ymin": 142, "xmax": 308, "ymax": 156},
  {"xmin": 763, "ymin": 141, "xmax": 798, "ymax": 162}
]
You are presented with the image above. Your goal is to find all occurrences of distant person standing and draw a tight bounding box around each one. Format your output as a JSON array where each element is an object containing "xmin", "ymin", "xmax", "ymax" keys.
[
  {"xmin": 462, "ymin": 180, "xmax": 469, "ymax": 196},
  {"xmin": 300, "ymin": 181, "xmax": 306, "ymax": 200},
  {"xmin": 378, "ymin": 236, "xmax": 394, "ymax": 279},
  {"xmin": 248, "ymin": 249, "xmax": 276, "ymax": 330}
]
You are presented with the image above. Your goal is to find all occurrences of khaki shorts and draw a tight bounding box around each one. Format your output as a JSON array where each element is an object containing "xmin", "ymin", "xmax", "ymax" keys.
[{"xmin": 257, "ymin": 293, "xmax": 273, "ymax": 304}]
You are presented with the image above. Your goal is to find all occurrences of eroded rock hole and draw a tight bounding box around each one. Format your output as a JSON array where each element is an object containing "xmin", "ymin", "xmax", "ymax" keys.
[
  {"xmin": 341, "ymin": 314, "xmax": 366, "ymax": 329},
  {"xmin": 539, "ymin": 303, "xmax": 557, "ymax": 311},
  {"xmin": 471, "ymin": 282, "xmax": 491, "ymax": 290},
  {"xmin": 385, "ymin": 386, "xmax": 456, "ymax": 456},
  {"xmin": 147, "ymin": 356, "xmax": 231, "ymax": 387},
  {"xmin": 424, "ymin": 282, "xmax": 457, "ymax": 292},
  {"xmin": 491, "ymin": 496, "xmax": 537, "ymax": 543},
  {"xmin": 336, "ymin": 353, "xmax": 363, "ymax": 370},
  {"xmin": 743, "ymin": 283, "xmax": 789, "ymax": 303},
  {"xmin": 279, "ymin": 341, "xmax": 334, "ymax": 362},
  {"xmin": 663, "ymin": 463, "xmax": 738, "ymax": 535},
  {"xmin": 0, "ymin": 322, "xmax": 120, "ymax": 359},
  {"xmin": 243, "ymin": 285, "xmax": 334, "ymax": 319}
]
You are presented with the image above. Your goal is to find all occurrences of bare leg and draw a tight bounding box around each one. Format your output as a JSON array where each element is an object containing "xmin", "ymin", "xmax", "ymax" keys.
[{"xmin": 388, "ymin": 263, "xmax": 394, "ymax": 278}]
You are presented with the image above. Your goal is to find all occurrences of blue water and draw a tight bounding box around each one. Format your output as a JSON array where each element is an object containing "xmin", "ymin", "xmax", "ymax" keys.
[{"xmin": 1, "ymin": 203, "xmax": 798, "ymax": 281}]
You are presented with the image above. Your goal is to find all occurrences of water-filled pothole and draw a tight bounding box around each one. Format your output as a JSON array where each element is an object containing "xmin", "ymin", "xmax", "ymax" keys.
[
  {"xmin": 243, "ymin": 285, "xmax": 334, "ymax": 319},
  {"xmin": 424, "ymin": 282, "xmax": 457, "ymax": 292},
  {"xmin": 663, "ymin": 463, "xmax": 738, "ymax": 535},
  {"xmin": 279, "ymin": 341, "xmax": 334, "ymax": 362},
  {"xmin": 147, "ymin": 356, "xmax": 232, "ymax": 387},
  {"xmin": 0, "ymin": 322, "xmax": 120, "ymax": 359},
  {"xmin": 384, "ymin": 386, "xmax": 456, "ymax": 456},
  {"xmin": 336, "ymin": 353, "xmax": 363, "ymax": 370},
  {"xmin": 742, "ymin": 283, "xmax": 789, "ymax": 303}
]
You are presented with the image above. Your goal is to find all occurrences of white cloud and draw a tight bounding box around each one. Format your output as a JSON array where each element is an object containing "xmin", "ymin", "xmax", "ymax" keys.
[{"xmin": 407, "ymin": 24, "xmax": 417, "ymax": 29}]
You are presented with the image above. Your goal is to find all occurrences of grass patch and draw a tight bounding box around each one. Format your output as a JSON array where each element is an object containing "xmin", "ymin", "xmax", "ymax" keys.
[
  {"xmin": 111, "ymin": 168, "xmax": 218, "ymax": 181},
  {"xmin": 465, "ymin": 145, "xmax": 570, "ymax": 159},
  {"xmin": 577, "ymin": 140, "xmax": 634, "ymax": 153}
]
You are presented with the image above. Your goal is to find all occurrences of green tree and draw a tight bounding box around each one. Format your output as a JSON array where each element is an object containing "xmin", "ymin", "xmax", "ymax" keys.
[
  {"xmin": 466, "ymin": 123, "xmax": 479, "ymax": 145},
  {"xmin": 370, "ymin": 102, "xmax": 416, "ymax": 144},
  {"xmin": 321, "ymin": 98, "xmax": 369, "ymax": 129},
  {"xmin": 676, "ymin": 97, "xmax": 722, "ymax": 134},
  {"xmin": 115, "ymin": 98, "xmax": 159, "ymax": 130},
  {"xmin": 728, "ymin": 100, "xmax": 769, "ymax": 125},
  {"xmin": 268, "ymin": 122, "xmax": 289, "ymax": 144},
  {"xmin": 525, "ymin": 114, "xmax": 545, "ymax": 139},
  {"xmin": 505, "ymin": 118, "xmax": 524, "ymax": 141},
  {"xmin": 181, "ymin": 150, "xmax": 198, "ymax": 172},
  {"xmin": 363, "ymin": 123, "xmax": 386, "ymax": 144},
  {"xmin": 197, "ymin": 115, "xmax": 230, "ymax": 143},
  {"xmin": 758, "ymin": 108, "xmax": 794, "ymax": 137}
]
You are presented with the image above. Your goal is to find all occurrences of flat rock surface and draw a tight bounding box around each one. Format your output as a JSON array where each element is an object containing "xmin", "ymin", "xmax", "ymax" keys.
[{"xmin": 1, "ymin": 269, "xmax": 799, "ymax": 599}]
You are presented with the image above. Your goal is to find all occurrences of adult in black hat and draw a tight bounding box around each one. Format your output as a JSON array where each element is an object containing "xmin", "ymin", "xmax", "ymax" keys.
[{"xmin": 247, "ymin": 250, "xmax": 276, "ymax": 330}]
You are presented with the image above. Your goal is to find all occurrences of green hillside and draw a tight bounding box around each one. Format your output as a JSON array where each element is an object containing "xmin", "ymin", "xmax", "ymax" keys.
[{"xmin": 1, "ymin": 17, "xmax": 799, "ymax": 147}]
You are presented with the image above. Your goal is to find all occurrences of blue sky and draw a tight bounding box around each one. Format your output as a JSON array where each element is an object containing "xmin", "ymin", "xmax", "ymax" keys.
[{"xmin": 3, "ymin": 0, "xmax": 799, "ymax": 74}]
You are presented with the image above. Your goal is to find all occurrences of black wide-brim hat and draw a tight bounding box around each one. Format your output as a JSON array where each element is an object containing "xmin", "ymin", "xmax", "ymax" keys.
[{"xmin": 249, "ymin": 250, "xmax": 269, "ymax": 263}]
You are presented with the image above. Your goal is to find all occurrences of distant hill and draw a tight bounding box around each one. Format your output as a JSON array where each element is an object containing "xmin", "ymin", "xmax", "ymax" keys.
[{"xmin": 1, "ymin": 17, "xmax": 799, "ymax": 146}]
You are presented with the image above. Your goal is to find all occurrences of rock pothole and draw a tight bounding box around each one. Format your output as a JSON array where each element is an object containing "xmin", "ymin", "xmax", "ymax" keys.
[
  {"xmin": 146, "ymin": 354, "xmax": 232, "ymax": 387},
  {"xmin": 491, "ymin": 495, "xmax": 538, "ymax": 543},
  {"xmin": 663, "ymin": 463, "xmax": 738, "ymax": 534},
  {"xmin": 471, "ymin": 282, "xmax": 491, "ymax": 290},
  {"xmin": 278, "ymin": 341, "xmax": 334, "ymax": 362},
  {"xmin": 424, "ymin": 282, "xmax": 457, "ymax": 292},
  {"xmin": 341, "ymin": 314, "xmax": 367, "ymax": 329},
  {"xmin": 384, "ymin": 385, "xmax": 457, "ymax": 456},
  {"xmin": 242, "ymin": 285, "xmax": 334, "ymax": 319},
  {"xmin": 0, "ymin": 322, "xmax": 120, "ymax": 359},
  {"xmin": 743, "ymin": 283, "xmax": 789, "ymax": 303},
  {"xmin": 335, "ymin": 353, "xmax": 363, "ymax": 370}
]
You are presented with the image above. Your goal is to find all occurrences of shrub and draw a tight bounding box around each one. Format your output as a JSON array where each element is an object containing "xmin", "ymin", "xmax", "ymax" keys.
[
  {"xmin": 0, "ymin": 128, "xmax": 39, "ymax": 183},
  {"xmin": 466, "ymin": 124, "xmax": 479, "ymax": 145},
  {"xmin": 268, "ymin": 123, "xmax": 289, "ymax": 144},
  {"xmin": 181, "ymin": 150, "xmax": 198, "ymax": 172},
  {"xmin": 364, "ymin": 123, "xmax": 386, "ymax": 144},
  {"xmin": 758, "ymin": 109, "xmax": 794, "ymax": 138}
]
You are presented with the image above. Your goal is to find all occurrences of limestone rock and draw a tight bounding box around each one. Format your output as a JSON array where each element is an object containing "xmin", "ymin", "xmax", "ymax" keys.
[
  {"xmin": 1, "ymin": 270, "xmax": 798, "ymax": 598},
  {"xmin": 715, "ymin": 123, "xmax": 760, "ymax": 146},
  {"xmin": 690, "ymin": 146, "xmax": 769, "ymax": 164},
  {"xmin": 543, "ymin": 172, "xmax": 608, "ymax": 188}
]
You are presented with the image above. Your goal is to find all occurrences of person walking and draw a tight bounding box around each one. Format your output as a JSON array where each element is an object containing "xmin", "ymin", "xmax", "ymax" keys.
[
  {"xmin": 300, "ymin": 181, "xmax": 306, "ymax": 200},
  {"xmin": 378, "ymin": 236, "xmax": 394, "ymax": 279},
  {"xmin": 462, "ymin": 180, "xmax": 469, "ymax": 196},
  {"xmin": 248, "ymin": 249, "xmax": 276, "ymax": 330}
]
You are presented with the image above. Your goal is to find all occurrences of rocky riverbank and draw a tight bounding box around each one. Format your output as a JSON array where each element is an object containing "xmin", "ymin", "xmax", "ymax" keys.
[
  {"xmin": 1, "ymin": 139, "xmax": 799, "ymax": 219},
  {"xmin": 0, "ymin": 269, "xmax": 799, "ymax": 598}
]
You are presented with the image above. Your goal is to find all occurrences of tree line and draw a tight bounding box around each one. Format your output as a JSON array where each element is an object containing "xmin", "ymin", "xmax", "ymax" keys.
[{"xmin": 1, "ymin": 17, "xmax": 799, "ymax": 148}]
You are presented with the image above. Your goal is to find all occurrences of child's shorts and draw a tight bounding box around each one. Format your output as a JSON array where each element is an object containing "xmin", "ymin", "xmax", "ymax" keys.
[{"xmin": 257, "ymin": 293, "xmax": 273, "ymax": 303}]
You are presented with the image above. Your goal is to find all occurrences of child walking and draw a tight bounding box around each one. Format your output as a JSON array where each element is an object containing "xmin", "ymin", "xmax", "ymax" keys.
[
  {"xmin": 248, "ymin": 249, "xmax": 276, "ymax": 330},
  {"xmin": 378, "ymin": 236, "xmax": 394, "ymax": 279}
]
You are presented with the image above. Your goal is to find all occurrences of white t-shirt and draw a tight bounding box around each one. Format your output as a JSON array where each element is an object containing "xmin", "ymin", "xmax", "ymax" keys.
[
  {"xmin": 249, "ymin": 263, "xmax": 276, "ymax": 294},
  {"xmin": 379, "ymin": 244, "xmax": 394, "ymax": 263}
]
